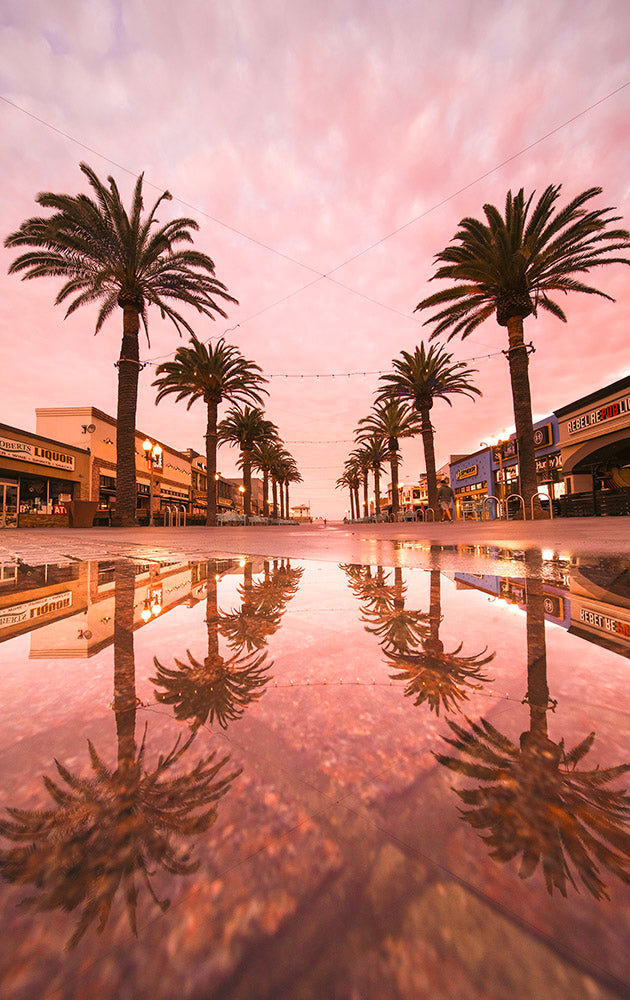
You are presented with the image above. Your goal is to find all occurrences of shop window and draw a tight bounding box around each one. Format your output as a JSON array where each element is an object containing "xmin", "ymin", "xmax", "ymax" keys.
[{"xmin": 19, "ymin": 476, "xmax": 47, "ymax": 514}]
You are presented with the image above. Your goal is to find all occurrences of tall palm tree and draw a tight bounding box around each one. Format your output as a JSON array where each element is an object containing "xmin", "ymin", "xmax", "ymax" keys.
[
  {"xmin": 152, "ymin": 337, "xmax": 267, "ymax": 525},
  {"xmin": 282, "ymin": 457, "xmax": 303, "ymax": 520},
  {"xmin": 0, "ymin": 561, "xmax": 240, "ymax": 947},
  {"xmin": 350, "ymin": 446, "xmax": 373, "ymax": 519},
  {"xmin": 435, "ymin": 551, "xmax": 630, "ymax": 898},
  {"xmin": 251, "ymin": 439, "xmax": 285, "ymax": 517},
  {"xmin": 354, "ymin": 432, "xmax": 388, "ymax": 519},
  {"xmin": 377, "ymin": 343, "xmax": 481, "ymax": 519},
  {"xmin": 4, "ymin": 163, "xmax": 237, "ymax": 526},
  {"xmin": 416, "ymin": 185, "xmax": 630, "ymax": 518},
  {"xmin": 218, "ymin": 406, "xmax": 277, "ymax": 519},
  {"xmin": 356, "ymin": 400, "xmax": 420, "ymax": 518},
  {"xmin": 336, "ymin": 468, "xmax": 357, "ymax": 521}
]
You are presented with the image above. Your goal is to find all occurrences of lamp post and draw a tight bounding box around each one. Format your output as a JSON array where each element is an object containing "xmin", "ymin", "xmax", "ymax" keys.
[{"xmin": 142, "ymin": 438, "xmax": 162, "ymax": 527}]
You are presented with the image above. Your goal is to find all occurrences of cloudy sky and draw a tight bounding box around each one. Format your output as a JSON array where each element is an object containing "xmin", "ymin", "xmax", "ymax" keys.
[{"xmin": 1, "ymin": 0, "xmax": 629, "ymax": 517}]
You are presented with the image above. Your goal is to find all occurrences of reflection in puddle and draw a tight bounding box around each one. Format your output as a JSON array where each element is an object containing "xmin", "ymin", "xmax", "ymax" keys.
[{"xmin": 0, "ymin": 549, "xmax": 629, "ymax": 998}]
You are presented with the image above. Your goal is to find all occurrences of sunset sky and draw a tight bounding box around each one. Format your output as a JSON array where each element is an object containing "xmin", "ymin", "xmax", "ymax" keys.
[{"xmin": 1, "ymin": 0, "xmax": 629, "ymax": 517}]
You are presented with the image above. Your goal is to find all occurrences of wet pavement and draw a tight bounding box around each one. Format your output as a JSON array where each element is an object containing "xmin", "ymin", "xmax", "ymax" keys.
[{"xmin": 0, "ymin": 523, "xmax": 629, "ymax": 998}]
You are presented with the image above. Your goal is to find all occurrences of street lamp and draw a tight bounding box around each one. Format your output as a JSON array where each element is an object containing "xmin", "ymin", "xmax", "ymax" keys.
[{"xmin": 142, "ymin": 438, "xmax": 162, "ymax": 527}]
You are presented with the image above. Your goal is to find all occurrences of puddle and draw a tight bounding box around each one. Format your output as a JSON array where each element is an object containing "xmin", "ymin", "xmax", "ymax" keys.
[{"xmin": 0, "ymin": 550, "xmax": 628, "ymax": 999}]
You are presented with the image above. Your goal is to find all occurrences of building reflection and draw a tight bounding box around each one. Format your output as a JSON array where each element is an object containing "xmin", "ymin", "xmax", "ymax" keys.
[
  {"xmin": 438, "ymin": 550, "xmax": 630, "ymax": 900},
  {"xmin": 0, "ymin": 561, "xmax": 241, "ymax": 948}
]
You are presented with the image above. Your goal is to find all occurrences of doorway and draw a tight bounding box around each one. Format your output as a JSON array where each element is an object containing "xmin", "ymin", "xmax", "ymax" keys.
[{"xmin": 0, "ymin": 480, "xmax": 19, "ymax": 528}]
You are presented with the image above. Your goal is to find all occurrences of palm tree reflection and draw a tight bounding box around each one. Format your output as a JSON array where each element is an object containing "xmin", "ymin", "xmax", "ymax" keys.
[
  {"xmin": 0, "ymin": 561, "xmax": 240, "ymax": 948},
  {"xmin": 342, "ymin": 563, "xmax": 494, "ymax": 714},
  {"xmin": 152, "ymin": 559, "xmax": 302, "ymax": 730},
  {"xmin": 436, "ymin": 554, "xmax": 630, "ymax": 900},
  {"xmin": 386, "ymin": 569, "xmax": 494, "ymax": 714}
]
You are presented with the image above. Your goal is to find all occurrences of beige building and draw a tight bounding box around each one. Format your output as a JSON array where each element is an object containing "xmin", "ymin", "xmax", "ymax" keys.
[
  {"xmin": 36, "ymin": 406, "xmax": 191, "ymax": 522},
  {"xmin": 0, "ymin": 422, "xmax": 90, "ymax": 528},
  {"xmin": 555, "ymin": 375, "xmax": 630, "ymax": 494}
]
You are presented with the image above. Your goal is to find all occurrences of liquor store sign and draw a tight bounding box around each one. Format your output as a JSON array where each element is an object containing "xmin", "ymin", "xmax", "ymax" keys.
[
  {"xmin": 0, "ymin": 435, "xmax": 75, "ymax": 471},
  {"xmin": 567, "ymin": 396, "xmax": 630, "ymax": 434},
  {"xmin": 0, "ymin": 591, "xmax": 73, "ymax": 630}
]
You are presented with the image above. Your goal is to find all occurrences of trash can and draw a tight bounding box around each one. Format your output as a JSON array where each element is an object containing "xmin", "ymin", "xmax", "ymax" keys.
[{"xmin": 67, "ymin": 500, "xmax": 99, "ymax": 528}]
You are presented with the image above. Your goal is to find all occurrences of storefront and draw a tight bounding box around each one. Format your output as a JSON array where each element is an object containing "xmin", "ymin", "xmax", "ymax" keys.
[
  {"xmin": 450, "ymin": 450, "xmax": 493, "ymax": 519},
  {"xmin": 491, "ymin": 416, "xmax": 563, "ymax": 508},
  {"xmin": 555, "ymin": 375, "xmax": 630, "ymax": 516},
  {"xmin": 0, "ymin": 423, "xmax": 89, "ymax": 528}
]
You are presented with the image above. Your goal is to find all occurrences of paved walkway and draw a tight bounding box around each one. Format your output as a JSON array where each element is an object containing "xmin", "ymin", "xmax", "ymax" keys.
[{"xmin": 1, "ymin": 516, "xmax": 629, "ymax": 570}]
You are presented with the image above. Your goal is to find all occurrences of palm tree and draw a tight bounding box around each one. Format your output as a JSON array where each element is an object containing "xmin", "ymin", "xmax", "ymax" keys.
[
  {"xmin": 353, "ymin": 431, "xmax": 388, "ymax": 520},
  {"xmin": 416, "ymin": 185, "xmax": 630, "ymax": 518},
  {"xmin": 435, "ymin": 551, "xmax": 630, "ymax": 899},
  {"xmin": 336, "ymin": 468, "xmax": 357, "ymax": 521},
  {"xmin": 152, "ymin": 337, "xmax": 267, "ymax": 525},
  {"xmin": 0, "ymin": 561, "xmax": 240, "ymax": 947},
  {"xmin": 218, "ymin": 406, "xmax": 278, "ymax": 519},
  {"xmin": 282, "ymin": 457, "xmax": 303, "ymax": 520},
  {"xmin": 377, "ymin": 343, "xmax": 481, "ymax": 519},
  {"xmin": 356, "ymin": 400, "xmax": 420, "ymax": 518},
  {"xmin": 350, "ymin": 446, "xmax": 373, "ymax": 519},
  {"xmin": 4, "ymin": 163, "xmax": 237, "ymax": 526},
  {"xmin": 251, "ymin": 439, "xmax": 285, "ymax": 517},
  {"xmin": 341, "ymin": 563, "xmax": 430, "ymax": 654}
]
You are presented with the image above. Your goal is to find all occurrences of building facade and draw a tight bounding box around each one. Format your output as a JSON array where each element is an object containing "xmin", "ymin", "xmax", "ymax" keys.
[{"xmin": 0, "ymin": 422, "xmax": 90, "ymax": 528}]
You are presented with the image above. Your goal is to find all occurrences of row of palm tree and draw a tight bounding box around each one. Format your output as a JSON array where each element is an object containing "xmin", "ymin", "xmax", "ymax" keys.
[
  {"xmin": 339, "ymin": 343, "xmax": 481, "ymax": 520},
  {"xmin": 5, "ymin": 164, "xmax": 629, "ymax": 523},
  {"xmin": 152, "ymin": 338, "xmax": 303, "ymax": 524}
]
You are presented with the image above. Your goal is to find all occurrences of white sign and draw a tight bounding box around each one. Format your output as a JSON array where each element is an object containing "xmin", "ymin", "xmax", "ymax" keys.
[
  {"xmin": 0, "ymin": 591, "xmax": 73, "ymax": 630},
  {"xmin": 567, "ymin": 396, "xmax": 630, "ymax": 434},
  {"xmin": 0, "ymin": 436, "xmax": 75, "ymax": 471}
]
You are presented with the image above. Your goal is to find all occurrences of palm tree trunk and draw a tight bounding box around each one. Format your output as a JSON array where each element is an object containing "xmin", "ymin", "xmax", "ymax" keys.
[
  {"xmin": 506, "ymin": 317, "xmax": 543, "ymax": 520},
  {"xmin": 285, "ymin": 482, "xmax": 290, "ymax": 519},
  {"xmin": 262, "ymin": 471, "xmax": 269, "ymax": 517},
  {"xmin": 524, "ymin": 552, "xmax": 550, "ymax": 742},
  {"xmin": 114, "ymin": 305, "xmax": 141, "ymax": 527},
  {"xmin": 113, "ymin": 561, "xmax": 137, "ymax": 768},
  {"xmin": 390, "ymin": 450, "xmax": 400, "ymax": 517},
  {"xmin": 272, "ymin": 478, "xmax": 278, "ymax": 519},
  {"xmin": 205, "ymin": 562, "xmax": 219, "ymax": 662},
  {"xmin": 243, "ymin": 451, "xmax": 252, "ymax": 519},
  {"xmin": 374, "ymin": 467, "xmax": 381, "ymax": 518},
  {"xmin": 205, "ymin": 400, "xmax": 218, "ymax": 527},
  {"xmin": 349, "ymin": 489, "xmax": 355, "ymax": 520},
  {"xmin": 420, "ymin": 406, "xmax": 438, "ymax": 519},
  {"xmin": 362, "ymin": 474, "xmax": 368, "ymax": 518},
  {"xmin": 279, "ymin": 483, "xmax": 285, "ymax": 519}
]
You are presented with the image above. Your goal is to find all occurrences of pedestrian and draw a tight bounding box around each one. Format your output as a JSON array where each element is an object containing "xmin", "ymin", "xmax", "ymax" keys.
[{"xmin": 437, "ymin": 478, "xmax": 455, "ymax": 521}]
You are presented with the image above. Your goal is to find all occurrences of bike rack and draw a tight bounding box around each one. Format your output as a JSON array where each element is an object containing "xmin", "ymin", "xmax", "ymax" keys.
[
  {"xmin": 483, "ymin": 496, "xmax": 501, "ymax": 520},
  {"xmin": 424, "ymin": 507, "xmax": 435, "ymax": 522},
  {"xmin": 504, "ymin": 493, "xmax": 525, "ymax": 520},
  {"xmin": 530, "ymin": 491, "xmax": 553, "ymax": 520}
]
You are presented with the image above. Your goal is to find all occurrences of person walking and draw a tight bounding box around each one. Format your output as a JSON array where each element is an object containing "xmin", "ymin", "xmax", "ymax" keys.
[{"xmin": 437, "ymin": 478, "xmax": 455, "ymax": 521}]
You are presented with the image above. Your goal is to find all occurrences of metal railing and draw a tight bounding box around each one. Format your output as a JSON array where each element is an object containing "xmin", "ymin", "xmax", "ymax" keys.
[
  {"xmin": 503, "ymin": 493, "xmax": 525, "ymax": 520},
  {"xmin": 483, "ymin": 496, "xmax": 501, "ymax": 519},
  {"xmin": 530, "ymin": 491, "xmax": 553, "ymax": 520},
  {"xmin": 165, "ymin": 504, "xmax": 187, "ymax": 527}
]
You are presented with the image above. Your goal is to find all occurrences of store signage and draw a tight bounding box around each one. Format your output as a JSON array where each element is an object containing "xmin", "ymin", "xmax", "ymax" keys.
[
  {"xmin": 536, "ymin": 452, "xmax": 561, "ymax": 473},
  {"xmin": 0, "ymin": 436, "xmax": 75, "ymax": 471},
  {"xmin": 0, "ymin": 591, "xmax": 73, "ymax": 630},
  {"xmin": 533, "ymin": 423, "xmax": 553, "ymax": 449},
  {"xmin": 567, "ymin": 395, "xmax": 630, "ymax": 434},
  {"xmin": 579, "ymin": 606, "xmax": 630, "ymax": 640},
  {"xmin": 456, "ymin": 464, "xmax": 478, "ymax": 480}
]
